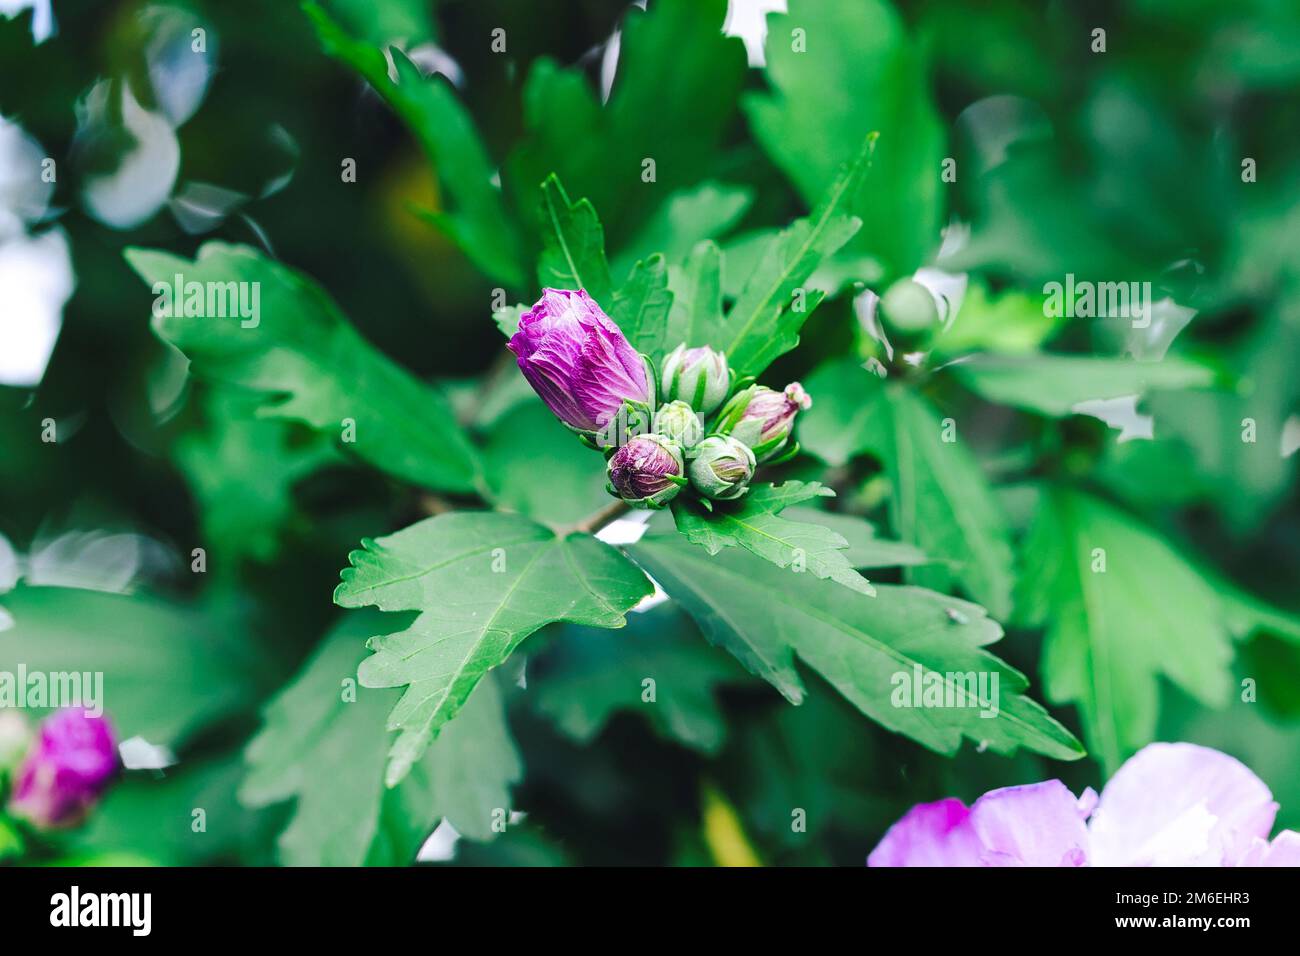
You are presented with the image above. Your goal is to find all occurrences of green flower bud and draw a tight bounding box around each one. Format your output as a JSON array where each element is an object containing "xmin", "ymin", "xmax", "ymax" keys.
[
  {"xmin": 606, "ymin": 434, "xmax": 686, "ymax": 509},
  {"xmin": 652, "ymin": 400, "xmax": 704, "ymax": 449},
  {"xmin": 660, "ymin": 344, "xmax": 732, "ymax": 415},
  {"xmin": 879, "ymin": 278, "xmax": 939, "ymax": 333},
  {"xmin": 687, "ymin": 435, "xmax": 756, "ymax": 501}
]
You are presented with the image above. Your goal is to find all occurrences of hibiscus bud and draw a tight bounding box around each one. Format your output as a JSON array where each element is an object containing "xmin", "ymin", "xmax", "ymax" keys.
[
  {"xmin": 688, "ymin": 435, "xmax": 756, "ymax": 500},
  {"xmin": 660, "ymin": 344, "xmax": 731, "ymax": 415},
  {"xmin": 607, "ymin": 434, "xmax": 686, "ymax": 509},
  {"xmin": 879, "ymin": 278, "xmax": 940, "ymax": 333},
  {"xmin": 9, "ymin": 708, "xmax": 117, "ymax": 829},
  {"xmin": 508, "ymin": 289, "xmax": 655, "ymax": 442},
  {"xmin": 652, "ymin": 400, "xmax": 704, "ymax": 449},
  {"xmin": 714, "ymin": 382, "xmax": 812, "ymax": 462}
]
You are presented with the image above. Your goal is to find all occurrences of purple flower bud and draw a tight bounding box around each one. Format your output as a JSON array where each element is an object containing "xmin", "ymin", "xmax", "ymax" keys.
[
  {"xmin": 508, "ymin": 289, "xmax": 654, "ymax": 435},
  {"xmin": 715, "ymin": 382, "xmax": 812, "ymax": 462},
  {"xmin": 607, "ymin": 434, "xmax": 685, "ymax": 509},
  {"xmin": 660, "ymin": 344, "xmax": 731, "ymax": 415},
  {"xmin": 9, "ymin": 708, "xmax": 117, "ymax": 829}
]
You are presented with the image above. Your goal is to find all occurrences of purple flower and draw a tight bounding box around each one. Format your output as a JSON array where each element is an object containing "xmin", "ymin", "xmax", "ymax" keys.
[
  {"xmin": 715, "ymin": 382, "xmax": 811, "ymax": 462},
  {"xmin": 9, "ymin": 708, "xmax": 118, "ymax": 829},
  {"xmin": 868, "ymin": 743, "xmax": 1300, "ymax": 867},
  {"xmin": 508, "ymin": 289, "xmax": 653, "ymax": 434},
  {"xmin": 607, "ymin": 434, "xmax": 684, "ymax": 509}
]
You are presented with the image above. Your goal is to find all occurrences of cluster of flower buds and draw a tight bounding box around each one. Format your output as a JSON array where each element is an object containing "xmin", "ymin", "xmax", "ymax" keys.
[
  {"xmin": 510, "ymin": 289, "xmax": 812, "ymax": 510},
  {"xmin": 5, "ymin": 708, "xmax": 118, "ymax": 830}
]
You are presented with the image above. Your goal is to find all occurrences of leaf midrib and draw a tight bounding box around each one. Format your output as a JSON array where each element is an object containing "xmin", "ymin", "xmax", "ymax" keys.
[{"xmin": 722, "ymin": 158, "xmax": 860, "ymax": 364}]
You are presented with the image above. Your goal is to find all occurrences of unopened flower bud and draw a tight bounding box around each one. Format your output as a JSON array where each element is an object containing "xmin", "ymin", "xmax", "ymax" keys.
[
  {"xmin": 509, "ymin": 289, "xmax": 656, "ymax": 441},
  {"xmin": 714, "ymin": 382, "xmax": 812, "ymax": 462},
  {"xmin": 879, "ymin": 278, "xmax": 939, "ymax": 333},
  {"xmin": 652, "ymin": 401, "xmax": 704, "ymax": 449},
  {"xmin": 9, "ymin": 708, "xmax": 117, "ymax": 829},
  {"xmin": 660, "ymin": 344, "xmax": 731, "ymax": 415},
  {"xmin": 688, "ymin": 435, "xmax": 756, "ymax": 500},
  {"xmin": 607, "ymin": 434, "xmax": 686, "ymax": 509}
]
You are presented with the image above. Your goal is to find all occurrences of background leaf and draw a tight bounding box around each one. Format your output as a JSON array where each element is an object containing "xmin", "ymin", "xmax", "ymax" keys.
[
  {"xmin": 507, "ymin": 0, "xmax": 746, "ymax": 249},
  {"xmin": 480, "ymin": 400, "xmax": 608, "ymax": 527},
  {"xmin": 241, "ymin": 613, "xmax": 521, "ymax": 866},
  {"xmin": 953, "ymin": 353, "xmax": 1216, "ymax": 417},
  {"xmin": 1016, "ymin": 488, "xmax": 1234, "ymax": 773},
  {"xmin": 801, "ymin": 361, "xmax": 1015, "ymax": 618},
  {"xmin": 534, "ymin": 604, "xmax": 749, "ymax": 755},
  {"xmin": 306, "ymin": 2, "xmax": 527, "ymax": 288},
  {"xmin": 127, "ymin": 242, "xmax": 480, "ymax": 493},
  {"xmin": 745, "ymin": 0, "xmax": 945, "ymax": 281},
  {"xmin": 0, "ymin": 587, "xmax": 263, "ymax": 748},
  {"xmin": 173, "ymin": 387, "xmax": 339, "ymax": 567},
  {"xmin": 716, "ymin": 138, "xmax": 871, "ymax": 377}
]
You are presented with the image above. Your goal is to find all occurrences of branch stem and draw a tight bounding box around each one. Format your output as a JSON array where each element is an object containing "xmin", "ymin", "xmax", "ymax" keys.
[{"xmin": 569, "ymin": 499, "xmax": 632, "ymax": 535}]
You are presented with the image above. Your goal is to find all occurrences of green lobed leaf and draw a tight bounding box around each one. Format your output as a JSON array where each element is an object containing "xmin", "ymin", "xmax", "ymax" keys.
[
  {"xmin": 1219, "ymin": 583, "xmax": 1300, "ymax": 647},
  {"xmin": 611, "ymin": 181, "xmax": 753, "ymax": 278},
  {"xmin": 630, "ymin": 535, "xmax": 1083, "ymax": 761},
  {"xmin": 305, "ymin": 3, "xmax": 527, "ymax": 288},
  {"xmin": 671, "ymin": 481, "xmax": 874, "ymax": 595},
  {"xmin": 535, "ymin": 604, "xmax": 748, "ymax": 755},
  {"xmin": 480, "ymin": 400, "xmax": 608, "ymax": 526},
  {"xmin": 801, "ymin": 360, "xmax": 1016, "ymax": 618},
  {"xmin": 537, "ymin": 174, "xmax": 614, "ymax": 303},
  {"xmin": 611, "ymin": 254, "xmax": 675, "ymax": 361},
  {"xmin": 933, "ymin": 282, "xmax": 1064, "ymax": 357},
  {"xmin": 717, "ymin": 135, "xmax": 872, "ymax": 377},
  {"xmin": 241, "ymin": 613, "xmax": 521, "ymax": 865},
  {"xmin": 507, "ymin": 0, "xmax": 746, "ymax": 246},
  {"xmin": 125, "ymin": 241, "xmax": 480, "ymax": 494},
  {"xmin": 1016, "ymin": 488, "xmax": 1234, "ymax": 774},
  {"xmin": 173, "ymin": 387, "xmax": 339, "ymax": 567},
  {"xmin": 666, "ymin": 240, "xmax": 725, "ymax": 350},
  {"xmin": 335, "ymin": 511, "xmax": 653, "ymax": 786},
  {"xmin": 952, "ymin": 353, "xmax": 1217, "ymax": 417},
  {"xmin": 745, "ymin": 0, "xmax": 945, "ymax": 281},
  {"xmin": 779, "ymin": 507, "xmax": 930, "ymax": 569}
]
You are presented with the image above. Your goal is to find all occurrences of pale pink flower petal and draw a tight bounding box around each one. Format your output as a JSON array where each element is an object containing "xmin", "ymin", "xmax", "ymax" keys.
[
  {"xmin": 1088, "ymin": 743, "xmax": 1277, "ymax": 866},
  {"xmin": 967, "ymin": 780, "xmax": 1089, "ymax": 866}
]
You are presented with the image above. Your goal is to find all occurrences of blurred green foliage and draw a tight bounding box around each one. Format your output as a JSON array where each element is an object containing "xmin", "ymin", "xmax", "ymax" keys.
[{"xmin": 2, "ymin": 0, "xmax": 1299, "ymax": 865}]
